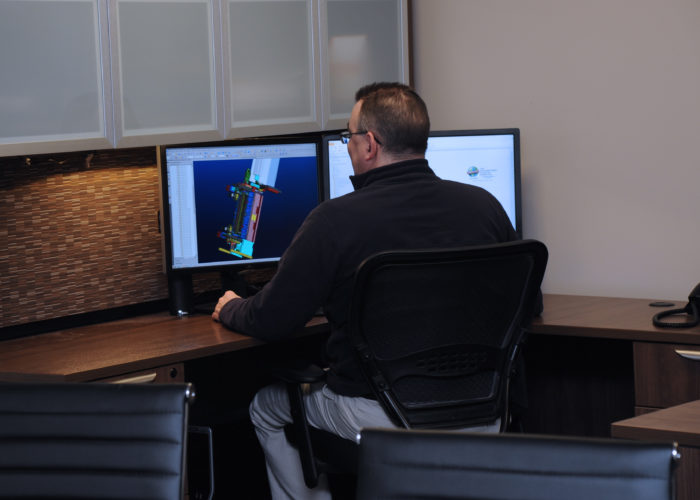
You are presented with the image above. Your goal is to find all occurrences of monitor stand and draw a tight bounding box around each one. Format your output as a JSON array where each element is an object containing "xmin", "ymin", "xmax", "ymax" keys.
[
  {"xmin": 167, "ymin": 272, "xmax": 194, "ymax": 317},
  {"xmin": 189, "ymin": 270, "xmax": 249, "ymax": 316},
  {"xmin": 219, "ymin": 269, "xmax": 248, "ymax": 297},
  {"xmin": 169, "ymin": 268, "xmax": 272, "ymax": 317}
]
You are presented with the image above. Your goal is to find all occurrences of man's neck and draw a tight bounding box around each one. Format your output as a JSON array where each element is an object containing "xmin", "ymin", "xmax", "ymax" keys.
[{"xmin": 373, "ymin": 152, "xmax": 424, "ymax": 169}]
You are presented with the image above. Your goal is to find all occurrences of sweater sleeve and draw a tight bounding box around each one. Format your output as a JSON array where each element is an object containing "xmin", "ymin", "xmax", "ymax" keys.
[{"xmin": 217, "ymin": 206, "xmax": 338, "ymax": 342}]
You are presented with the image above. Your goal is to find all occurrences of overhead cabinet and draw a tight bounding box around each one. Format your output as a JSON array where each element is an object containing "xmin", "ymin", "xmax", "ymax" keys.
[
  {"xmin": 223, "ymin": 0, "xmax": 319, "ymax": 137},
  {"xmin": 0, "ymin": 0, "xmax": 409, "ymax": 157},
  {"xmin": 0, "ymin": 0, "xmax": 113, "ymax": 156},
  {"xmin": 324, "ymin": 0, "xmax": 406, "ymax": 125},
  {"xmin": 111, "ymin": 0, "xmax": 223, "ymax": 148}
]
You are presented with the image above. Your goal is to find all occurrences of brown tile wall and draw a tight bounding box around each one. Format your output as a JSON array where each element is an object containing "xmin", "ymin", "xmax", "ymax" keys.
[{"xmin": 1, "ymin": 148, "xmax": 183, "ymax": 328}]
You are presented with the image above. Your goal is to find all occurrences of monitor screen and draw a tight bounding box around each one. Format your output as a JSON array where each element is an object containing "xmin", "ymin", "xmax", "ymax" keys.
[
  {"xmin": 322, "ymin": 128, "xmax": 522, "ymax": 236},
  {"xmin": 160, "ymin": 138, "xmax": 321, "ymax": 273}
]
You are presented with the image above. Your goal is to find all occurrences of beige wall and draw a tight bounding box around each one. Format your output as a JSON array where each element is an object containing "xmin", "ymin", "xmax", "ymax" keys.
[{"xmin": 412, "ymin": 0, "xmax": 700, "ymax": 301}]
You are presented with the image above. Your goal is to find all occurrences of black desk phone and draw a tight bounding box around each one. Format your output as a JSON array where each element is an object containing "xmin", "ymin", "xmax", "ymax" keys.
[{"xmin": 652, "ymin": 282, "xmax": 700, "ymax": 328}]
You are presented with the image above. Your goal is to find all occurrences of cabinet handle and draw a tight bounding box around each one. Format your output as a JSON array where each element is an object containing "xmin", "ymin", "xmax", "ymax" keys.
[
  {"xmin": 675, "ymin": 349, "xmax": 700, "ymax": 361},
  {"xmin": 108, "ymin": 372, "xmax": 158, "ymax": 384}
]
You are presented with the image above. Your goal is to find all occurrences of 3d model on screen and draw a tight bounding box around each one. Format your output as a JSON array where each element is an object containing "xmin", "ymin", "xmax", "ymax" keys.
[{"xmin": 217, "ymin": 158, "xmax": 280, "ymax": 259}]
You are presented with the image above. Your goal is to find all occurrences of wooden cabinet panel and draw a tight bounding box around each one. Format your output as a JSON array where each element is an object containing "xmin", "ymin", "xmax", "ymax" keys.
[
  {"xmin": 675, "ymin": 446, "xmax": 700, "ymax": 500},
  {"xmin": 521, "ymin": 334, "xmax": 635, "ymax": 437},
  {"xmin": 634, "ymin": 342, "xmax": 700, "ymax": 409}
]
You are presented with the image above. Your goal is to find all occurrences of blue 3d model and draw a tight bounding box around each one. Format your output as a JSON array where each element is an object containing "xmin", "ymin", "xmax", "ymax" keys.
[{"xmin": 217, "ymin": 158, "xmax": 280, "ymax": 259}]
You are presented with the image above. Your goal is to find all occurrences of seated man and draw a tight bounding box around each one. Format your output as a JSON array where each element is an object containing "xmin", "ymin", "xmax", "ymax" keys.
[{"xmin": 213, "ymin": 82, "xmax": 523, "ymax": 500}]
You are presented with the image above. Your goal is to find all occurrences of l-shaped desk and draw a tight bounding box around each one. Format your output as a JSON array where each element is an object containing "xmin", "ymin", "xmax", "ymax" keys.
[
  {"xmin": 2, "ymin": 293, "xmax": 699, "ymax": 432},
  {"xmin": 1, "ymin": 294, "xmax": 699, "ymax": 497},
  {"xmin": 2, "ymin": 294, "xmax": 698, "ymax": 390}
]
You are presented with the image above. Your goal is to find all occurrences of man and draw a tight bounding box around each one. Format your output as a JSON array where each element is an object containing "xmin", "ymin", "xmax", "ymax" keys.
[{"xmin": 213, "ymin": 82, "xmax": 520, "ymax": 499}]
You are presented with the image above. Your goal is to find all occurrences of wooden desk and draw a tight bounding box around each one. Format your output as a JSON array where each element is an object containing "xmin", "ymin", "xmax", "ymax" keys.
[
  {"xmin": 0, "ymin": 312, "xmax": 330, "ymax": 499},
  {"xmin": 531, "ymin": 294, "xmax": 700, "ymax": 343},
  {"xmin": 0, "ymin": 312, "xmax": 328, "ymax": 383},
  {"xmin": 2, "ymin": 294, "xmax": 698, "ymax": 497},
  {"xmin": 612, "ymin": 400, "xmax": 700, "ymax": 500},
  {"xmin": 531, "ymin": 294, "xmax": 700, "ymax": 413},
  {"xmin": 2, "ymin": 294, "xmax": 698, "ymax": 385},
  {"xmin": 512, "ymin": 295, "xmax": 700, "ymax": 438},
  {"xmin": 612, "ymin": 399, "xmax": 700, "ymax": 446}
]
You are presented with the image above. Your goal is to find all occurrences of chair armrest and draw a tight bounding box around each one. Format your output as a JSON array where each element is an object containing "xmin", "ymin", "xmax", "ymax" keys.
[{"xmin": 271, "ymin": 361, "xmax": 327, "ymax": 384}]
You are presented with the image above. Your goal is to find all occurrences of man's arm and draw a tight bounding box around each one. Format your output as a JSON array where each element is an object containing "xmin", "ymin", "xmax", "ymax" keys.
[{"xmin": 210, "ymin": 207, "xmax": 338, "ymax": 341}]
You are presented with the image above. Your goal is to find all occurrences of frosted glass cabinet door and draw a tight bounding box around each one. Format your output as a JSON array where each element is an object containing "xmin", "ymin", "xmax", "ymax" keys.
[
  {"xmin": 111, "ymin": 0, "xmax": 223, "ymax": 147},
  {"xmin": 322, "ymin": 0, "xmax": 409, "ymax": 128},
  {"xmin": 224, "ymin": 0, "xmax": 320, "ymax": 137},
  {"xmin": 0, "ymin": 0, "xmax": 112, "ymax": 156}
]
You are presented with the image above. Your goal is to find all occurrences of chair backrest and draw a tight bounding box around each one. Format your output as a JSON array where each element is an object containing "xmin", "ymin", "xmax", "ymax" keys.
[
  {"xmin": 356, "ymin": 428, "xmax": 679, "ymax": 500},
  {"xmin": 348, "ymin": 239, "xmax": 548, "ymax": 429},
  {"xmin": 0, "ymin": 382, "xmax": 194, "ymax": 499}
]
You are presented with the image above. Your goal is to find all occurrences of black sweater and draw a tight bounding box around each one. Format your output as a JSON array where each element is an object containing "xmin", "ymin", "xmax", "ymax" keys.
[{"xmin": 218, "ymin": 158, "xmax": 519, "ymax": 396}]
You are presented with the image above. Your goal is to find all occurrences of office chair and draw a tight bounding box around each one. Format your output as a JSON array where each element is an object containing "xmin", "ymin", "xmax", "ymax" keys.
[
  {"xmin": 278, "ymin": 239, "xmax": 548, "ymax": 490},
  {"xmin": 356, "ymin": 427, "xmax": 680, "ymax": 500},
  {"xmin": 0, "ymin": 382, "xmax": 209, "ymax": 500}
]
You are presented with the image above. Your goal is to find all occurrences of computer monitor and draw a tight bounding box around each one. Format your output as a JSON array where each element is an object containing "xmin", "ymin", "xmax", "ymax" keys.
[
  {"xmin": 159, "ymin": 137, "xmax": 321, "ymax": 313},
  {"xmin": 322, "ymin": 128, "xmax": 522, "ymax": 236}
]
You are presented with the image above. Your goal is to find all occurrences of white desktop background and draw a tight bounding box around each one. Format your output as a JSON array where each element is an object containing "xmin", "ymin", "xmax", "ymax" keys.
[{"xmin": 412, "ymin": 0, "xmax": 700, "ymax": 301}]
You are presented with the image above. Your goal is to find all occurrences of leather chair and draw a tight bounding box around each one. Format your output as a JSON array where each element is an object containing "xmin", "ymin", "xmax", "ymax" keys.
[
  {"xmin": 356, "ymin": 427, "xmax": 680, "ymax": 500},
  {"xmin": 0, "ymin": 382, "xmax": 210, "ymax": 499},
  {"xmin": 278, "ymin": 239, "xmax": 548, "ymax": 491}
]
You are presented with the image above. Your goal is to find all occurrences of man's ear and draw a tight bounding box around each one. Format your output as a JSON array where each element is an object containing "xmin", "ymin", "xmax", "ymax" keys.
[{"xmin": 366, "ymin": 132, "xmax": 380, "ymax": 157}]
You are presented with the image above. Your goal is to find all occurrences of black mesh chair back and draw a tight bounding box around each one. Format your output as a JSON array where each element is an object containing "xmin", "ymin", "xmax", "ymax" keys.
[
  {"xmin": 348, "ymin": 239, "xmax": 548, "ymax": 429},
  {"xmin": 0, "ymin": 382, "xmax": 194, "ymax": 499},
  {"xmin": 356, "ymin": 428, "xmax": 679, "ymax": 500}
]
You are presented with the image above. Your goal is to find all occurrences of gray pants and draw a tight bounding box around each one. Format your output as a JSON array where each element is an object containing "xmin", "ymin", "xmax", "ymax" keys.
[{"xmin": 249, "ymin": 382, "xmax": 500, "ymax": 500}]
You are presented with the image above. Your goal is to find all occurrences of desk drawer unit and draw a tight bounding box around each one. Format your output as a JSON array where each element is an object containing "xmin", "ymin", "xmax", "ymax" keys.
[{"xmin": 634, "ymin": 342, "xmax": 700, "ymax": 412}]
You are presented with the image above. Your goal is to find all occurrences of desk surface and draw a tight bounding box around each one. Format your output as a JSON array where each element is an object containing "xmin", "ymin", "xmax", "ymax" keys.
[
  {"xmin": 1, "ymin": 294, "xmax": 699, "ymax": 382},
  {"xmin": 0, "ymin": 312, "xmax": 328, "ymax": 382},
  {"xmin": 611, "ymin": 400, "xmax": 700, "ymax": 447},
  {"xmin": 530, "ymin": 294, "xmax": 700, "ymax": 343}
]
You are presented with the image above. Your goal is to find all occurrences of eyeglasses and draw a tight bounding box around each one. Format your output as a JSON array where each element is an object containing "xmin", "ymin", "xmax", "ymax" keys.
[
  {"xmin": 340, "ymin": 129, "xmax": 382, "ymax": 145},
  {"xmin": 339, "ymin": 130, "xmax": 367, "ymax": 144}
]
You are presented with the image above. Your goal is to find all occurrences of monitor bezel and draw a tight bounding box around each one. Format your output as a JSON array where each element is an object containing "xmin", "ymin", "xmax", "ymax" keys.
[
  {"xmin": 428, "ymin": 128, "xmax": 522, "ymax": 238},
  {"xmin": 158, "ymin": 135, "xmax": 323, "ymax": 275},
  {"xmin": 321, "ymin": 127, "xmax": 522, "ymax": 237},
  {"xmin": 321, "ymin": 132, "xmax": 345, "ymax": 202}
]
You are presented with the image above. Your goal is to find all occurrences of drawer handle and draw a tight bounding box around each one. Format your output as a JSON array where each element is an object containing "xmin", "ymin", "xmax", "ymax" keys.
[
  {"xmin": 675, "ymin": 349, "xmax": 700, "ymax": 361},
  {"xmin": 108, "ymin": 372, "xmax": 158, "ymax": 384}
]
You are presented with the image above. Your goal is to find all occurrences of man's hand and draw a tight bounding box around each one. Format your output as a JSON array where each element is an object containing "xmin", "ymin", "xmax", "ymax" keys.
[{"xmin": 212, "ymin": 290, "xmax": 242, "ymax": 322}]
